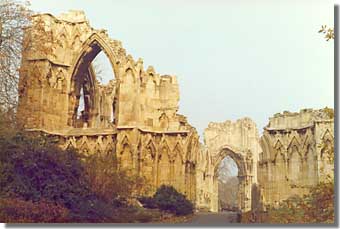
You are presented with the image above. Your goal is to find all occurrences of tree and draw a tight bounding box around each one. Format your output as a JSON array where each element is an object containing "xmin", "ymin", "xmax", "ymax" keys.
[
  {"xmin": 84, "ymin": 152, "xmax": 146, "ymax": 207},
  {"xmin": 0, "ymin": 0, "xmax": 31, "ymax": 112},
  {"xmin": 318, "ymin": 25, "xmax": 334, "ymax": 41}
]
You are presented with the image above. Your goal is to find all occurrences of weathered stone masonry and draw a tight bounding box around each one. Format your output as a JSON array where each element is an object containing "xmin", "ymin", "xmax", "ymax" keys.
[
  {"xmin": 17, "ymin": 10, "xmax": 199, "ymax": 201},
  {"xmin": 258, "ymin": 109, "xmax": 334, "ymax": 208},
  {"xmin": 17, "ymin": 10, "xmax": 334, "ymax": 212},
  {"xmin": 196, "ymin": 118, "xmax": 261, "ymax": 212}
]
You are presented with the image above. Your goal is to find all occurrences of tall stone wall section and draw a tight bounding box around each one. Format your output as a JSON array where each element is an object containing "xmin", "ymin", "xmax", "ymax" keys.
[
  {"xmin": 196, "ymin": 118, "xmax": 261, "ymax": 212},
  {"xmin": 17, "ymin": 11, "xmax": 199, "ymax": 202},
  {"xmin": 258, "ymin": 108, "xmax": 334, "ymax": 208}
]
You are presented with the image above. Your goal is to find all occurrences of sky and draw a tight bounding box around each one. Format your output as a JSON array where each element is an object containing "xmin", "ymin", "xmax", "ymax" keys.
[{"xmin": 29, "ymin": 0, "xmax": 334, "ymax": 140}]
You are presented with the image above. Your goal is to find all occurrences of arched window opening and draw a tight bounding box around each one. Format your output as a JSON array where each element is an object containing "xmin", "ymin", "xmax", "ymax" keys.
[
  {"xmin": 70, "ymin": 41, "xmax": 117, "ymax": 128},
  {"xmin": 77, "ymin": 87, "xmax": 85, "ymax": 119},
  {"xmin": 217, "ymin": 156, "xmax": 239, "ymax": 212},
  {"xmin": 92, "ymin": 51, "xmax": 115, "ymax": 85}
]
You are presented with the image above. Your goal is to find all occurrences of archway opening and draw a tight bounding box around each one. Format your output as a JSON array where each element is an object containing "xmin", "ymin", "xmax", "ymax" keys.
[
  {"xmin": 69, "ymin": 41, "xmax": 117, "ymax": 128},
  {"xmin": 217, "ymin": 156, "xmax": 239, "ymax": 212}
]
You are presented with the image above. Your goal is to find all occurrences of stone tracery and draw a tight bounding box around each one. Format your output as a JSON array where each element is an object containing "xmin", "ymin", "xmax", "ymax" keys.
[
  {"xmin": 17, "ymin": 10, "xmax": 334, "ymax": 213},
  {"xmin": 17, "ymin": 10, "xmax": 199, "ymax": 202}
]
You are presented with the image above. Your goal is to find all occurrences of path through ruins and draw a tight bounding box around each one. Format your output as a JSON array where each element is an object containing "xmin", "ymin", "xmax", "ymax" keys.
[{"xmin": 183, "ymin": 211, "xmax": 240, "ymax": 225}]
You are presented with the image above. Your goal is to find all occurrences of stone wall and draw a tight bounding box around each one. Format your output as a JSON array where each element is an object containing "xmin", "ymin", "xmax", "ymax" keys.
[
  {"xmin": 17, "ymin": 10, "xmax": 199, "ymax": 202},
  {"xmin": 196, "ymin": 118, "xmax": 261, "ymax": 212},
  {"xmin": 258, "ymin": 108, "xmax": 334, "ymax": 207},
  {"xmin": 16, "ymin": 10, "xmax": 334, "ymax": 211},
  {"xmin": 196, "ymin": 109, "xmax": 334, "ymax": 212}
]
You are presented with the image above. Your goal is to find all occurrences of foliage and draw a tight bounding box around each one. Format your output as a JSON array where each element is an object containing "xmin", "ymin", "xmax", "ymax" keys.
[
  {"xmin": 0, "ymin": 129, "xmax": 116, "ymax": 222},
  {"xmin": 110, "ymin": 207, "xmax": 162, "ymax": 223},
  {"xmin": 148, "ymin": 185, "xmax": 194, "ymax": 216},
  {"xmin": 0, "ymin": 197, "xmax": 69, "ymax": 223},
  {"xmin": 0, "ymin": 123, "xmax": 162, "ymax": 222},
  {"xmin": 323, "ymin": 107, "xmax": 334, "ymax": 119},
  {"xmin": 83, "ymin": 153, "xmax": 145, "ymax": 207},
  {"xmin": 318, "ymin": 25, "xmax": 334, "ymax": 41},
  {"xmin": 138, "ymin": 196, "xmax": 158, "ymax": 209},
  {"xmin": 0, "ymin": 132, "xmax": 90, "ymax": 207},
  {"xmin": 242, "ymin": 180, "xmax": 334, "ymax": 224}
]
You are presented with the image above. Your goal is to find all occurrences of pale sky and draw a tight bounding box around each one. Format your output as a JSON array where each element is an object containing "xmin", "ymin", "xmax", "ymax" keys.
[{"xmin": 29, "ymin": 0, "xmax": 334, "ymax": 140}]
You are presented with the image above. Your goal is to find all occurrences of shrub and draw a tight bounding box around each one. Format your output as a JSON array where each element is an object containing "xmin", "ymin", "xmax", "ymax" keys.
[
  {"xmin": 83, "ymin": 153, "xmax": 146, "ymax": 207},
  {"xmin": 138, "ymin": 196, "xmax": 158, "ymax": 209},
  {"xmin": 153, "ymin": 185, "xmax": 193, "ymax": 216},
  {"xmin": 0, "ymin": 198, "xmax": 69, "ymax": 223},
  {"xmin": 0, "ymin": 133, "xmax": 92, "ymax": 208},
  {"xmin": 0, "ymin": 131, "xmax": 113, "ymax": 222},
  {"xmin": 0, "ymin": 125, "xmax": 164, "ymax": 223}
]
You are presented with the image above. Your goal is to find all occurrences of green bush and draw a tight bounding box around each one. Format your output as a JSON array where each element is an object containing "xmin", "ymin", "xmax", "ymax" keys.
[
  {"xmin": 0, "ymin": 197, "xmax": 69, "ymax": 223},
  {"xmin": 153, "ymin": 185, "xmax": 193, "ymax": 216},
  {"xmin": 138, "ymin": 196, "xmax": 158, "ymax": 209},
  {"xmin": 0, "ymin": 131, "xmax": 114, "ymax": 222}
]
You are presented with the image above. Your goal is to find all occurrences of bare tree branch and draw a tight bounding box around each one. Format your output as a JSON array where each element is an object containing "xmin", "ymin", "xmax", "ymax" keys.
[{"xmin": 0, "ymin": 0, "xmax": 31, "ymax": 113}]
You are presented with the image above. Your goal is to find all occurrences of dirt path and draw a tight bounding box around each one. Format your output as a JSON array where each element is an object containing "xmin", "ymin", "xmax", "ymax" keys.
[{"xmin": 182, "ymin": 211, "xmax": 241, "ymax": 225}]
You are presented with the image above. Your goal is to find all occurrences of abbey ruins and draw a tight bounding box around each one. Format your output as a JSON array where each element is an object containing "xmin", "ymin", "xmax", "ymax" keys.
[{"xmin": 17, "ymin": 11, "xmax": 334, "ymax": 213}]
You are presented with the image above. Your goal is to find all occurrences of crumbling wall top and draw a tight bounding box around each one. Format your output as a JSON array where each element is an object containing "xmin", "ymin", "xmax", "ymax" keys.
[{"xmin": 265, "ymin": 108, "xmax": 333, "ymax": 130}]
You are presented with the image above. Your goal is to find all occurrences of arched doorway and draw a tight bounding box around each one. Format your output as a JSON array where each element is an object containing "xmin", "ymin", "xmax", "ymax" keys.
[
  {"xmin": 217, "ymin": 156, "xmax": 239, "ymax": 212},
  {"xmin": 211, "ymin": 146, "xmax": 254, "ymax": 212},
  {"xmin": 68, "ymin": 34, "xmax": 118, "ymax": 129}
]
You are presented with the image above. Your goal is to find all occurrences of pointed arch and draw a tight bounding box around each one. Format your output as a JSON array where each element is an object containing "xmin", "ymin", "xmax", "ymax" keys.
[
  {"xmin": 173, "ymin": 142, "xmax": 184, "ymax": 163},
  {"xmin": 213, "ymin": 145, "xmax": 247, "ymax": 177},
  {"xmin": 273, "ymin": 146, "xmax": 286, "ymax": 164},
  {"xmin": 119, "ymin": 135, "xmax": 133, "ymax": 171},
  {"xmin": 70, "ymin": 33, "xmax": 120, "ymax": 81},
  {"xmin": 120, "ymin": 134, "xmax": 131, "ymax": 147},
  {"xmin": 288, "ymin": 136, "xmax": 300, "ymax": 150},
  {"xmin": 159, "ymin": 137, "xmax": 171, "ymax": 158},
  {"xmin": 144, "ymin": 138, "xmax": 157, "ymax": 159},
  {"xmin": 158, "ymin": 138, "xmax": 171, "ymax": 186},
  {"xmin": 321, "ymin": 129, "xmax": 334, "ymax": 142},
  {"xmin": 67, "ymin": 32, "xmax": 122, "ymax": 128},
  {"xmin": 302, "ymin": 131, "xmax": 314, "ymax": 152},
  {"xmin": 260, "ymin": 134, "xmax": 273, "ymax": 161},
  {"xmin": 273, "ymin": 139, "xmax": 284, "ymax": 150},
  {"xmin": 273, "ymin": 140, "xmax": 285, "ymax": 162},
  {"xmin": 288, "ymin": 137, "xmax": 302, "ymax": 160}
]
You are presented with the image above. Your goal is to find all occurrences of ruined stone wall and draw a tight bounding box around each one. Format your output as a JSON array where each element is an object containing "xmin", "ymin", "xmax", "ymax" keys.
[
  {"xmin": 196, "ymin": 118, "xmax": 261, "ymax": 212},
  {"xmin": 17, "ymin": 10, "xmax": 199, "ymax": 202},
  {"xmin": 17, "ymin": 11, "xmax": 184, "ymax": 133},
  {"xmin": 258, "ymin": 108, "xmax": 334, "ymax": 207}
]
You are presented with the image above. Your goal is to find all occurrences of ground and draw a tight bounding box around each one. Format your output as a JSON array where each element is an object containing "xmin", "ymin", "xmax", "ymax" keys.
[{"xmin": 182, "ymin": 211, "xmax": 240, "ymax": 225}]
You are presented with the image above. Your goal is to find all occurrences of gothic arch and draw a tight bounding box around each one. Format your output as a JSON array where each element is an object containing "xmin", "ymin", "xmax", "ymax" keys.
[
  {"xmin": 67, "ymin": 33, "xmax": 121, "ymax": 127},
  {"xmin": 120, "ymin": 135, "xmax": 131, "ymax": 147},
  {"xmin": 173, "ymin": 142, "xmax": 184, "ymax": 163},
  {"xmin": 302, "ymin": 132, "xmax": 314, "ymax": 153},
  {"xmin": 211, "ymin": 145, "xmax": 255, "ymax": 212},
  {"xmin": 287, "ymin": 136, "xmax": 302, "ymax": 159},
  {"xmin": 287, "ymin": 138, "xmax": 302, "ymax": 160},
  {"xmin": 273, "ymin": 140, "xmax": 285, "ymax": 162},
  {"xmin": 157, "ymin": 140, "xmax": 171, "ymax": 185},
  {"xmin": 213, "ymin": 145, "xmax": 247, "ymax": 178},
  {"xmin": 70, "ymin": 33, "xmax": 120, "ymax": 80},
  {"xmin": 144, "ymin": 138, "xmax": 157, "ymax": 158},
  {"xmin": 321, "ymin": 129, "xmax": 334, "ymax": 142},
  {"xmin": 260, "ymin": 133, "xmax": 274, "ymax": 161}
]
